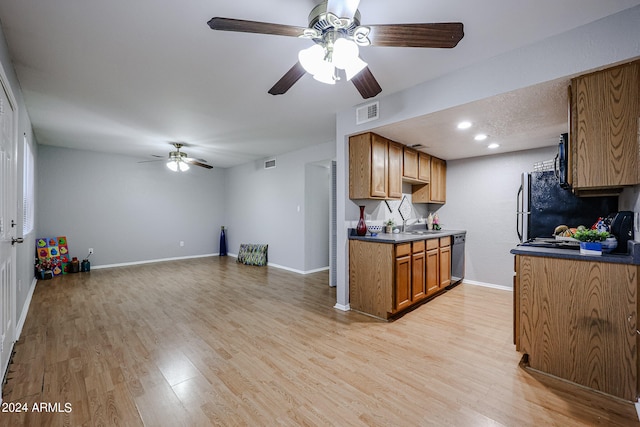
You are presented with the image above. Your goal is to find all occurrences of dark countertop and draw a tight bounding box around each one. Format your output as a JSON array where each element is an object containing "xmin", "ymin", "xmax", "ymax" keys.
[
  {"xmin": 510, "ymin": 240, "xmax": 640, "ymax": 265},
  {"xmin": 348, "ymin": 228, "xmax": 466, "ymax": 244}
]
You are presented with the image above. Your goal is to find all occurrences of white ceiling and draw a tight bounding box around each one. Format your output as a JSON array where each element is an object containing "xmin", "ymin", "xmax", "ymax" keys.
[{"xmin": 1, "ymin": 0, "xmax": 639, "ymax": 168}]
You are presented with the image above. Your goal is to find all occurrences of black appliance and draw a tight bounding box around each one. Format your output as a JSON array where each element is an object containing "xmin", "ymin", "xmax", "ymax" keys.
[
  {"xmin": 516, "ymin": 170, "xmax": 618, "ymax": 242},
  {"xmin": 556, "ymin": 133, "xmax": 570, "ymax": 189},
  {"xmin": 450, "ymin": 232, "xmax": 466, "ymax": 286},
  {"xmin": 609, "ymin": 211, "xmax": 635, "ymax": 253}
]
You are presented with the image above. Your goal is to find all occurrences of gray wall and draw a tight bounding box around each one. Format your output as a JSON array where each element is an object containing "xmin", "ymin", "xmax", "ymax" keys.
[
  {"xmin": 224, "ymin": 141, "xmax": 334, "ymax": 273},
  {"xmin": 334, "ymin": 5, "xmax": 640, "ymax": 308},
  {"xmin": 438, "ymin": 146, "xmax": 558, "ymax": 287},
  {"xmin": 0, "ymin": 20, "xmax": 38, "ymax": 334},
  {"xmin": 37, "ymin": 145, "xmax": 226, "ymax": 266}
]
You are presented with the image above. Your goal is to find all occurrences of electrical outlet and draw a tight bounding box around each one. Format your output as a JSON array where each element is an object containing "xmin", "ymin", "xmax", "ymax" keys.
[
  {"xmin": 88, "ymin": 248, "xmax": 94, "ymax": 255},
  {"xmin": 180, "ymin": 241, "xmax": 184, "ymax": 247}
]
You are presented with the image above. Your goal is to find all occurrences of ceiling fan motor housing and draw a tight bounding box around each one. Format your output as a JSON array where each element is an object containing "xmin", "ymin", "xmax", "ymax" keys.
[{"xmin": 308, "ymin": 2, "xmax": 362, "ymax": 40}]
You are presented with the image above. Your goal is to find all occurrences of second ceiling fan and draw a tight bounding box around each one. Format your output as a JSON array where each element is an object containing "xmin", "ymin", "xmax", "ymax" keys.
[{"xmin": 207, "ymin": 0, "xmax": 464, "ymax": 99}]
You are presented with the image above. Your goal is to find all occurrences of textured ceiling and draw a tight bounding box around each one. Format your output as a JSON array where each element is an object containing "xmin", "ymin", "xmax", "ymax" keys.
[
  {"xmin": 0, "ymin": 0, "xmax": 639, "ymax": 167},
  {"xmin": 372, "ymin": 78, "xmax": 570, "ymax": 161}
]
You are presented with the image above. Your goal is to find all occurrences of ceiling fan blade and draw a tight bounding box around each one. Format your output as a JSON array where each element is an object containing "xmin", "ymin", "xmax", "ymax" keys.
[
  {"xmin": 268, "ymin": 61, "xmax": 307, "ymax": 96},
  {"xmin": 367, "ymin": 22, "xmax": 464, "ymax": 48},
  {"xmin": 185, "ymin": 159, "xmax": 213, "ymax": 169},
  {"xmin": 351, "ymin": 66, "xmax": 382, "ymax": 99},
  {"xmin": 137, "ymin": 159, "xmax": 164, "ymax": 164},
  {"xmin": 326, "ymin": 0, "xmax": 361, "ymax": 20},
  {"xmin": 207, "ymin": 17, "xmax": 307, "ymax": 38}
]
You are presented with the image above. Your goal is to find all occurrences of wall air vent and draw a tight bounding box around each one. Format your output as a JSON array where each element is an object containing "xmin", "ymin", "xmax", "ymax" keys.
[
  {"xmin": 264, "ymin": 158, "xmax": 276, "ymax": 169},
  {"xmin": 356, "ymin": 101, "xmax": 379, "ymax": 125}
]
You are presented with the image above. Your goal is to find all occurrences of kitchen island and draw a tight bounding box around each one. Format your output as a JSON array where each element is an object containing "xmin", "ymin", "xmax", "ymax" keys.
[
  {"xmin": 511, "ymin": 242, "xmax": 640, "ymax": 401},
  {"xmin": 349, "ymin": 229, "xmax": 466, "ymax": 320}
]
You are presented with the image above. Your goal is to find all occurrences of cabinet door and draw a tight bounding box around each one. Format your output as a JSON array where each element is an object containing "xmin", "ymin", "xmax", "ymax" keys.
[
  {"xmin": 403, "ymin": 147, "xmax": 418, "ymax": 180},
  {"xmin": 412, "ymin": 250, "xmax": 426, "ymax": 302},
  {"xmin": 572, "ymin": 60, "xmax": 640, "ymax": 189},
  {"xmin": 395, "ymin": 255, "xmax": 412, "ymax": 311},
  {"xmin": 418, "ymin": 153, "xmax": 431, "ymax": 182},
  {"xmin": 439, "ymin": 245, "xmax": 451, "ymax": 289},
  {"xmin": 370, "ymin": 134, "xmax": 388, "ymax": 198},
  {"xmin": 430, "ymin": 157, "xmax": 446, "ymax": 203},
  {"xmin": 425, "ymin": 248, "xmax": 439, "ymax": 296},
  {"xmin": 388, "ymin": 141, "xmax": 403, "ymax": 199}
]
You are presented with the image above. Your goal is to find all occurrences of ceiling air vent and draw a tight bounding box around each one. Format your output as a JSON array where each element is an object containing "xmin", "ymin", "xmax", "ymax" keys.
[
  {"xmin": 356, "ymin": 101, "xmax": 379, "ymax": 125},
  {"xmin": 264, "ymin": 158, "xmax": 276, "ymax": 169}
]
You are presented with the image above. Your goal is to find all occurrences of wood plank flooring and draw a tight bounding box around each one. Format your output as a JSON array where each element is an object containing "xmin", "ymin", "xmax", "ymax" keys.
[{"xmin": 2, "ymin": 256, "xmax": 639, "ymax": 426}]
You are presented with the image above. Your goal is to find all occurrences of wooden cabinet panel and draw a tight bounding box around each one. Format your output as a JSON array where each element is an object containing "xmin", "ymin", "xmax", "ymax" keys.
[
  {"xmin": 412, "ymin": 244, "xmax": 426, "ymax": 302},
  {"xmin": 349, "ymin": 240, "xmax": 394, "ymax": 318},
  {"xmin": 403, "ymin": 147, "xmax": 418, "ymax": 180},
  {"xmin": 396, "ymin": 243, "xmax": 411, "ymax": 257},
  {"xmin": 418, "ymin": 153, "xmax": 431, "ymax": 182},
  {"xmin": 571, "ymin": 60, "xmax": 640, "ymax": 190},
  {"xmin": 519, "ymin": 255, "xmax": 638, "ymax": 400},
  {"xmin": 388, "ymin": 141, "xmax": 403, "ymax": 199},
  {"xmin": 425, "ymin": 248, "xmax": 439, "ymax": 296},
  {"xmin": 349, "ymin": 133, "xmax": 390, "ymax": 199},
  {"xmin": 395, "ymin": 255, "xmax": 412, "ymax": 312},
  {"xmin": 370, "ymin": 134, "xmax": 388, "ymax": 198},
  {"xmin": 439, "ymin": 245, "xmax": 451, "ymax": 289},
  {"xmin": 430, "ymin": 157, "xmax": 447, "ymax": 203}
]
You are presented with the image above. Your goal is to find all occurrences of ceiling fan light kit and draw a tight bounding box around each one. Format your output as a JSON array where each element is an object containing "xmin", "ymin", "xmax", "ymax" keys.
[{"xmin": 207, "ymin": 0, "xmax": 464, "ymax": 98}]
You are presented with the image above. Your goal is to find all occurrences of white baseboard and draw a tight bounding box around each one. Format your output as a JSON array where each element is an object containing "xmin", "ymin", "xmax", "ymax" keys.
[
  {"xmin": 334, "ymin": 303, "xmax": 350, "ymax": 311},
  {"xmin": 462, "ymin": 279, "xmax": 512, "ymax": 292},
  {"xmin": 92, "ymin": 253, "xmax": 218, "ymax": 270},
  {"xmin": 92, "ymin": 252, "xmax": 329, "ymax": 276},
  {"xmin": 15, "ymin": 277, "xmax": 37, "ymax": 341},
  {"xmin": 226, "ymin": 253, "xmax": 329, "ymax": 275}
]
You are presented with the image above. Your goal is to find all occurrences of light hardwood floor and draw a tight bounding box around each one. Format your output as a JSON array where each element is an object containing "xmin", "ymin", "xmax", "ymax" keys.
[{"xmin": 2, "ymin": 257, "xmax": 639, "ymax": 426}]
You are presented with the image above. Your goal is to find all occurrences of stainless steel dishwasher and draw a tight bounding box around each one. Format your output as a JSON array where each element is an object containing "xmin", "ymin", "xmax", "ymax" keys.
[{"xmin": 450, "ymin": 232, "xmax": 466, "ymax": 286}]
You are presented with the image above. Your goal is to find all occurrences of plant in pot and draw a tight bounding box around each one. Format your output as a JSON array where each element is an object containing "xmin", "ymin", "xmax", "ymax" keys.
[
  {"xmin": 385, "ymin": 219, "xmax": 395, "ymax": 234},
  {"xmin": 573, "ymin": 229, "xmax": 610, "ymax": 255}
]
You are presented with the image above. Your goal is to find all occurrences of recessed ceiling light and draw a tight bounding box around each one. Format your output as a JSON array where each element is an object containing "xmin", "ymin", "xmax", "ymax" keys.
[
  {"xmin": 488, "ymin": 143, "xmax": 500, "ymax": 149},
  {"xmin": 457, "ymin": 121, "xmax": 472, "ymax": 130},
  {"xmin": 474, "ymin": 134, "xmax": 488, "ymax": 141}
]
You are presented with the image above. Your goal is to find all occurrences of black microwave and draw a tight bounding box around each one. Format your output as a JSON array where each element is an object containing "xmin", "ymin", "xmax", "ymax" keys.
[{"xmin": 555, "ymin": 133, "xmax": 570, "ymax": 189}]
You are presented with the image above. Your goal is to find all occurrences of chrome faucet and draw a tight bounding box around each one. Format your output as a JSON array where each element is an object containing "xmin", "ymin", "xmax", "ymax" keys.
[{"xmin": 402, "ymin": 218, "xmax": 420, "ymax": 231}]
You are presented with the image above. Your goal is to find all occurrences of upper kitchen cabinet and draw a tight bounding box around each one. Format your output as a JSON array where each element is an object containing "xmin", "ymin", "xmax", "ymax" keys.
[
  {"xmin": 350, "ymin": 132, "xmax": 402, "ymax": 200},
  {"xmin": 412, "ymin": 156, "xmax": 447, "ymax": 204},
  {"xmin": 388, "ymin": 141, "xmax": 403, "ymax": 199},
  {"xmin": 349, "ymin": 132, "xmax": 445, "ymax": 203},
  {"xmin": 429, "ymin": 157, "xmax": 447, "ymax": 203},
  {"xmin": 402, "ymin": 147, "xmax": 430, "ymax": 184},
  {"xmin": 570, "ymin": 60, "xmax": 640, "ymax": 193}
]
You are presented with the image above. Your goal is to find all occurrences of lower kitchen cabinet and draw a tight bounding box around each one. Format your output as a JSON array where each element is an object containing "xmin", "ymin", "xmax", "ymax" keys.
[
  {"xmin": 395, "ymin": 243, "xmax": 412, "ymax": 312},
  {"xmin": 411, "ymin": 240, "xmax": 427, "ymax": 302},
  {"xmin": 439, "ymin": 237, "xmax": 451, "ymax": 288},
  {"xmin": 350, "ymin": 237, "xmax": 451, "ymax": 319},
  {"xmin": 425, "ymin": 239, "xmax": 440, "ymax": 296},
  {"xmin": 514, "ymin": 254, "xmax": 640, "ymax": 401}
]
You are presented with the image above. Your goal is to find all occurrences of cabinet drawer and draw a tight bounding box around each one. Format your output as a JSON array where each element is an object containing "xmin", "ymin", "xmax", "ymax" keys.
[
  {"xmin": 439, "ymin": 236, "xmax": 451, "ymax": 247},
  {"xmin": 396, "ymin": 243, "xmax": 411, "ymax": 257},
  {"xmin": 426, "ymin": 239, "xmax": 439, "ymax": 250},
  {"xmin": 412, "ymin": 240, "xmax": 425, "ymax": 252}
]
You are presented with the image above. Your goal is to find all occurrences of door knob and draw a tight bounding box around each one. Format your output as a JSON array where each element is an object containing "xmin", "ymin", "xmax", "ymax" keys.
[{"xmin": 11, "ymin": 237, "xmax": 24, "ymax": 245}]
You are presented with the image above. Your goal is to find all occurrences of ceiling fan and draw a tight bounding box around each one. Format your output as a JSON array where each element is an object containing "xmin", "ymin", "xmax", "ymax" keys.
[
  {"xmin": 207, "ymin": 0, "xmax": 464, "ymax": 99},
  {"xmin": 139, "ymin": 143, "xmax": 213, "ymax": 172}
]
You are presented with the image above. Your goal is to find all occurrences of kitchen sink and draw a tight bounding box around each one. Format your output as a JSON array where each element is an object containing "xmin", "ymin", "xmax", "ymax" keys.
[{"xmin": 402, "ymin": 230, "xmax": 443, "ymax": 235}]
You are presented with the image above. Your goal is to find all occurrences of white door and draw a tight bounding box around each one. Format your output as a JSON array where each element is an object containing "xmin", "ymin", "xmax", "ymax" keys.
[{"xmin": 0, "ymin": 73, "xmax": 17, "ymax": 388}]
